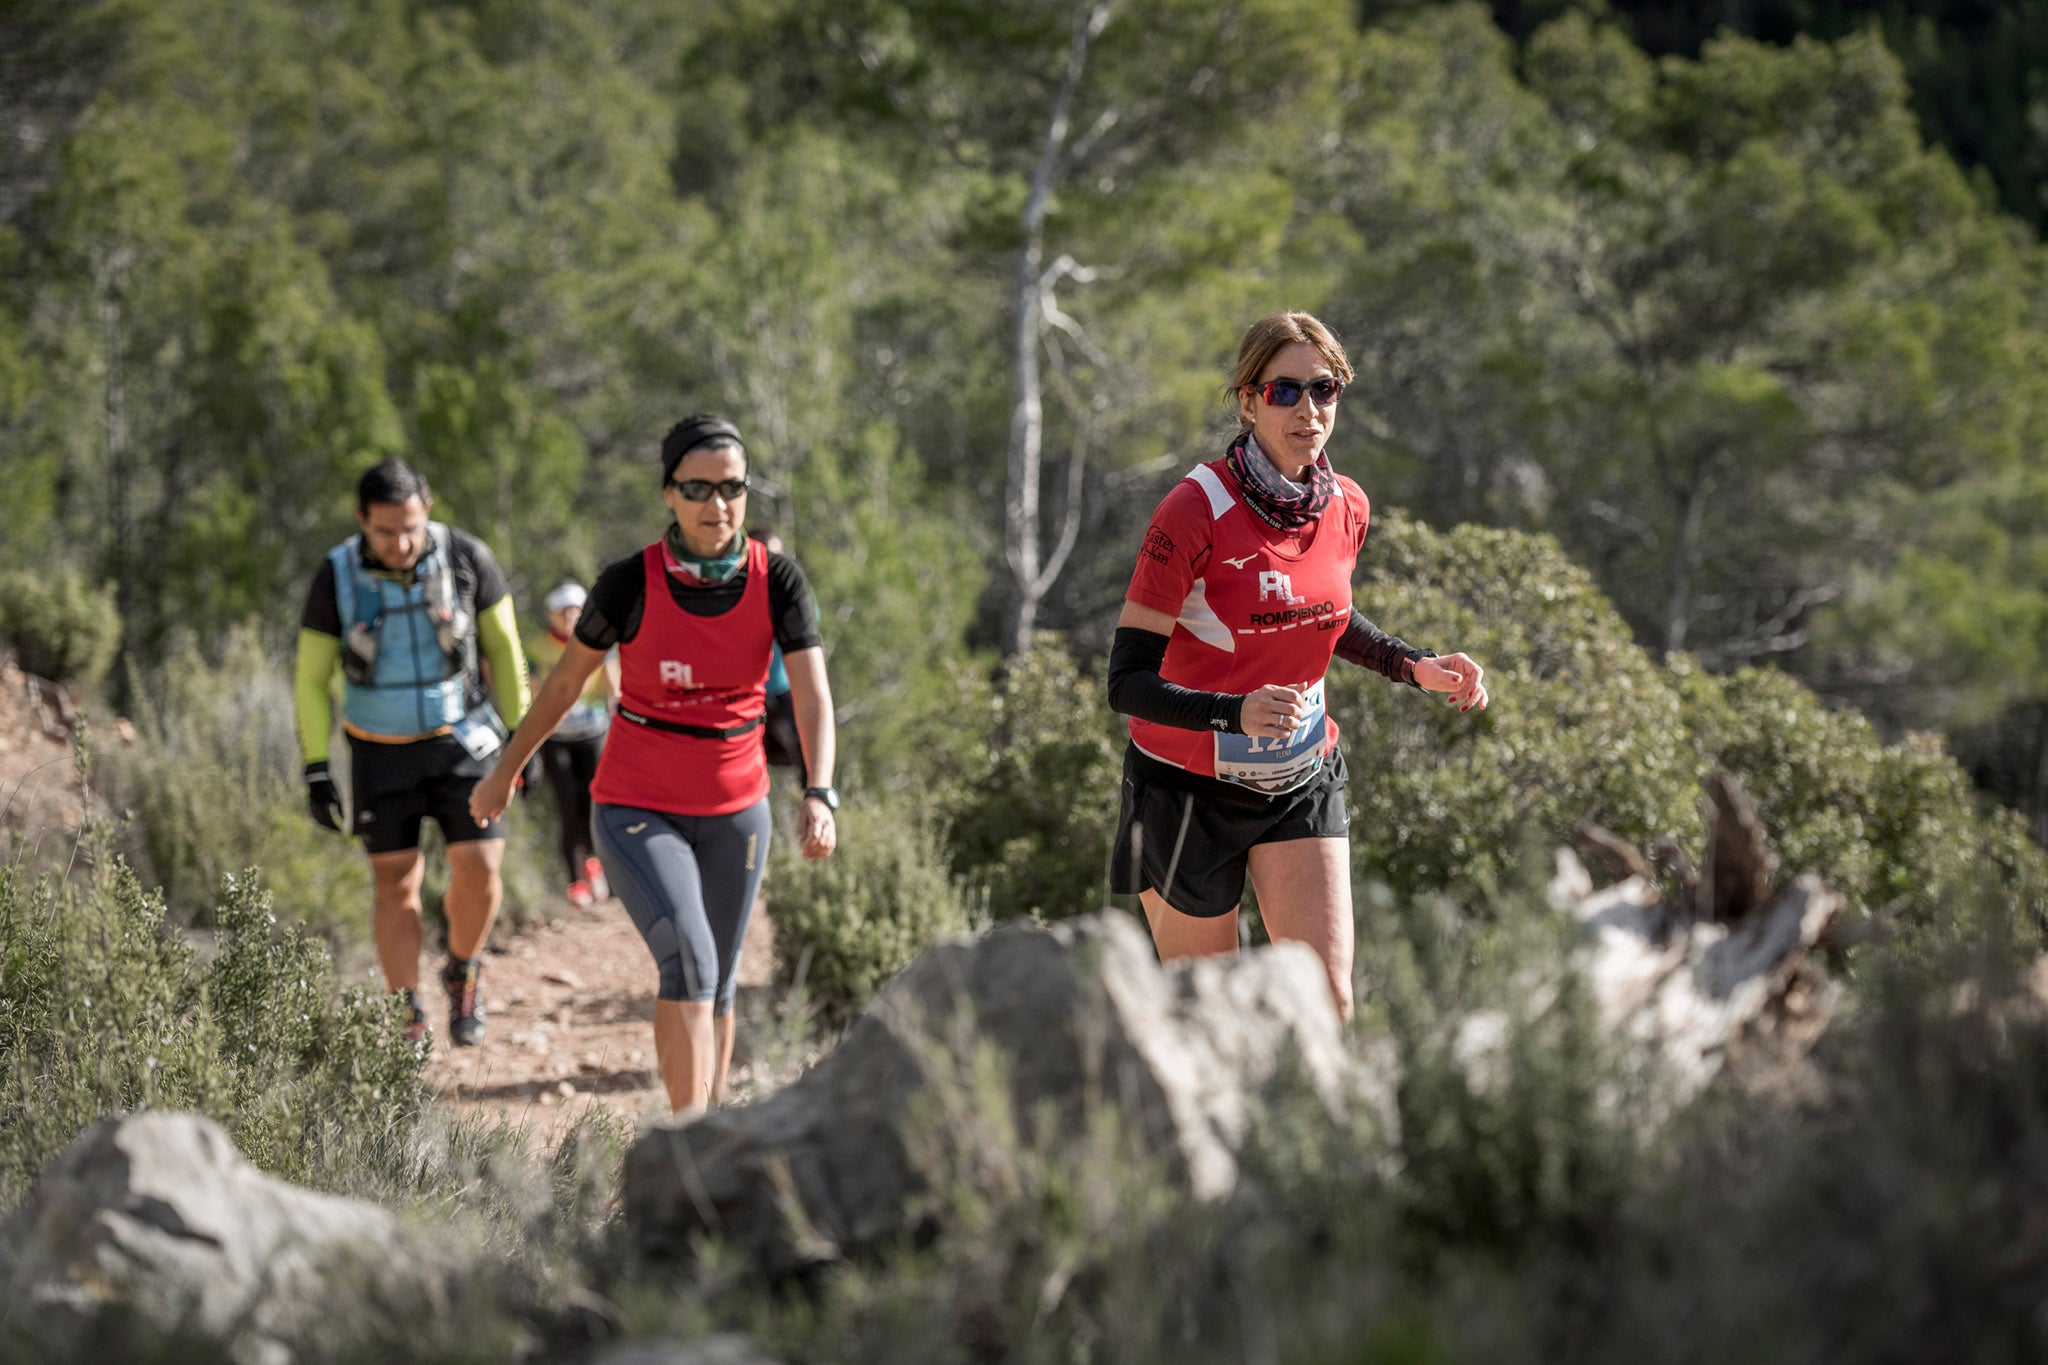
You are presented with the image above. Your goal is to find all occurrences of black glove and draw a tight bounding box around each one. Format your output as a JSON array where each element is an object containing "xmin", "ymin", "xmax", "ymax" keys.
[{"xmin": 305, "ymin": 761, "xmax": 345, "ymax": 833}]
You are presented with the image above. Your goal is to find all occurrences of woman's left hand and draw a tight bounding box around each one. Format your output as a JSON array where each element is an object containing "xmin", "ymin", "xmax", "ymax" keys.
[
  {"xmin": 468, "ymin": 766, "xmax": 518, "ymax": 826},
  {"xmin": 1414, "ymin": 652, "xmax": 1489, "ymax": 713},
  {"xmin": 799, "ymin": 795, "xmax": 837, "ymax": 861}
]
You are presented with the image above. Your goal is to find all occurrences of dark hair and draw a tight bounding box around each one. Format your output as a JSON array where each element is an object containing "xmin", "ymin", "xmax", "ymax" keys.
[
  {"xmin": 357, "ymin": 459, "xmax": 432, "ymax": 513},
  {"xmin": 660, "ymin": 414, "xmax": 745, "ymax": 484}
]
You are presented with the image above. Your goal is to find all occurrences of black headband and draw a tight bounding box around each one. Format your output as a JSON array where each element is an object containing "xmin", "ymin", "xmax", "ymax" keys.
[{"xmin": 660, "ymin": 414, "xmax": 745, "ymax": 483}]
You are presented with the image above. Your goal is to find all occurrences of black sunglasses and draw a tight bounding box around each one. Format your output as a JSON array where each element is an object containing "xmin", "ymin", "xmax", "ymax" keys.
[
  {"xmin": 668, "ymin": 476, "xmax": 750, "ymax": 502},
  {"xmin": 1254, "ymin": 376, "xmax": 1344, "ymax": 408}
]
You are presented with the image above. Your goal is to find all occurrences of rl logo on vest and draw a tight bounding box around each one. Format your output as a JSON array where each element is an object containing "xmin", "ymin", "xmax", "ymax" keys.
[
  {"xmin": 659, "ymin": 661, "xmax": 696, "ymax": 690},
  {"xmin": 1258, "ymin": 571, "xmax": 1306, "ymax": 605}
]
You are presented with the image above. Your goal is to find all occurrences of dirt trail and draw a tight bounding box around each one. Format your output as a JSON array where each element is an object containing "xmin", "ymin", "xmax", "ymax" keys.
[
  {"xmin": 0, "ymin": 657, "xmax": 789, "ymax": 1141},
  {"xmin": 0, "ymin": 657, "xmax": 90, "ymax": 865},
  {"xmin": 422, "ymin": 891, "xmax": 782, "ymax": 1139}
]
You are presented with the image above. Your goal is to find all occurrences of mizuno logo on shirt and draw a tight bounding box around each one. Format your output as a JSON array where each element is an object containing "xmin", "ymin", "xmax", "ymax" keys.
[
  {"xmin": 626, "ymin": 822, "xmax": 648, "ymax": 835},
  {"xmin": 1221, "ymin": 553, "xmax": 1257, "ymax": 569}
]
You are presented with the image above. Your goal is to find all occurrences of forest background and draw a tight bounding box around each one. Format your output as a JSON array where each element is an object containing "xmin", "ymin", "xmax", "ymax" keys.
[{"xmin": 8, "ymin": 0, "xmax": 2048, "ymax": 841}]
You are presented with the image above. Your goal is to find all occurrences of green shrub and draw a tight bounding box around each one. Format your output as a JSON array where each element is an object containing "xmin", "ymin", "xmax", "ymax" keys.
[
  {"xmin": 0, "ymin": 567, "xmax": 121, "ymax": 690},
  {"xmin": 94, "ymin": 624, "xmax": 373, "ymax": 935},
  {"xmin": 769, "ymin": 794, "xmax": 981, "ymax": 1021},
  {"xmin": 1336, "ymin": 512, "xmax": 1700, "ymax": 897},
  {"xmin": 1342, "ymin": 514, "xmax": 2048, "ymax": 957},
  {"xmin": 1676, "ymin": 661, "xmax": 1885, "ymax": 905},
  {"xmin": 944, "ymin": 639, "xmax": 1123, "ymax": 921},
  {"xmin": 1678, "ymin": 662, "xmax": 2048, "ymax": 949},
  {"xmin": 0, "ymin": 834, "xmax": 427, "ymax": 1205}
]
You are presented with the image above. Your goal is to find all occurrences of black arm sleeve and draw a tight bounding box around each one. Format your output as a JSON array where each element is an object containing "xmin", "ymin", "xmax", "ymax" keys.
[
  {"xmin": 1335, "ymin": 608, "xmax": 1432, "ymax": 688},
  {"xmin": 1105, "ymin": 627, "xmax": 1244, "ymax": 734}
]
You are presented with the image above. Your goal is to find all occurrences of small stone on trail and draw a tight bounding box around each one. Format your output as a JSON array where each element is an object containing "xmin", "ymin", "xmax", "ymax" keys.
[
  {"xmin": 542, "ymin": 968, "xmax": 583, "ymax": 989},
  {"xmin": 556, "ymin": 1080, "xmax": 577, "ymax": 1098}
]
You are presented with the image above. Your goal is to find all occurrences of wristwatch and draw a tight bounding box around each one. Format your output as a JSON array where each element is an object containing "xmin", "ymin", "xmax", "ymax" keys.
[{"xmin": 803, "ymin": 786, "xmax": 840, "ymax": 811}]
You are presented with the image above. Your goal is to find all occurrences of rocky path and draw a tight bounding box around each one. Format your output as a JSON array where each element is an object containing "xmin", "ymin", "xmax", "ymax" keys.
[{"xmin": 422, "ymin": 892, "xmax": 784, "ymax": 1140}]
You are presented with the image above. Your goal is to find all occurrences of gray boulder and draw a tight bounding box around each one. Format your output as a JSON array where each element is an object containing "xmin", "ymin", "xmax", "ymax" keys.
[
  {"xmin": 2, "ymin": 1111, "xmax": 469, "ymax": 1363},
  {"xmin": 595, "ymin": 1335, "xmax": 783, "ymax": 1365},
  {"xmin": 624, "ymin": 910, "xmax": 1359, "ymax": 1280}
]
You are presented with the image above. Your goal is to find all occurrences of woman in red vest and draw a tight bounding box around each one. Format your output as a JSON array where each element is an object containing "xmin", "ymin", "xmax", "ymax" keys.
[
  {"xmin": 472, "ymin": 415, "xmax": 838, "ymax": 1114},
  {"xmin": 1106, "ymin": 313, "xmax": 1488, "ymax": 1022}
]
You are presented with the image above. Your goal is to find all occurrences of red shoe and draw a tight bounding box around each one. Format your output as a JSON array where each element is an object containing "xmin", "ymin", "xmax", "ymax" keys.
[
  {"xmin": 583, "ymin": 856, "xmax": 610, "ymax": 902},
  {"xmin": 567, "ymin": 879, "xmax": 595, "ymax": 908}
]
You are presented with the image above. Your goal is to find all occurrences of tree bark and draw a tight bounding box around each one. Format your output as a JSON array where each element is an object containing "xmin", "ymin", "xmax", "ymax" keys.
[{"xmin": 1663, "ymin": 473, "xmax": 1705, "ymax": 657}]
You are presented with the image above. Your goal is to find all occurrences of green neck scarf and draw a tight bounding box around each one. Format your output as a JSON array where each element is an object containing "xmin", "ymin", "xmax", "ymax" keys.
[{"xmin": 666, "ymin": 523, "xmax": 746, "ymax": 583}]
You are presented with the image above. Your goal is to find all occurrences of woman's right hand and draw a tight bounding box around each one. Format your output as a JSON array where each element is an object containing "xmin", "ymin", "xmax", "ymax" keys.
[
  {"xmin": 468, "ymin": 764, "xmax": 517, "ymax": 827},
  {"xmin": 1238, "ymin": 684, "xmax": 1308, "ymax": 740}
]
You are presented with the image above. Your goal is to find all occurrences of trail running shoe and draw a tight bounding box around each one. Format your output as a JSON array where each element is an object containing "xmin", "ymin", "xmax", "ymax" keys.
[
  {"xmin": 583, "ymin": 855, "xmax": 610, "ymax": 903},
  {"xmin": 442, "ymin": 956, "xmax": 486, "ymax": 1047},
  {"xmin": 401, "ymin": 989, "xmax": 429, "ymax": 1049},
  {"xmin": 566, "ymin": 879, "xmax": 595, "ymax": 908}
]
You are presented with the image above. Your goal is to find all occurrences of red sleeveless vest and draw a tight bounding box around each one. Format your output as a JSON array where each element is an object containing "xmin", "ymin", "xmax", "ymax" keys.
[{"xmin": 590, "ymin": 538, "xmax": 774, "ymax": 816}]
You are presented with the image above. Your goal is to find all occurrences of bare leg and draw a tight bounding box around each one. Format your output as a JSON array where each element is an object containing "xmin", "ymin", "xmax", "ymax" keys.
[
  {"xmin": 368, "ymin": 849, "xmax": 427, "ymax": 991},
  {"xmin": 1139, "ymin": 888, "xmax": 1241, "ymax": 961},
  {"xmin": 1247, "ymin": 836, "xmax": 1354, "ymax": 1022},
  {"xmin": 712, "ymin": 1011, "xmax": 737, "ymax": 1105},
  {"xmin": 443, "ymin": 839, "xmax": 505, "ymax": 961},
  {"xmin": 653, "ymin": 998, "xmax": 718, "ymax": 1115}
]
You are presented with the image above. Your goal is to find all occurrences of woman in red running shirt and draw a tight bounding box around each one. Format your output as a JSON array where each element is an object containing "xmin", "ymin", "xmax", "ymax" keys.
[
  {"xmin": 1106, "ymin": 313, "xmax": 1488, "ymax": 1021},
  {"xmin": 471, "ymin": 414, "xmax": 838, "ymax": 1114}
]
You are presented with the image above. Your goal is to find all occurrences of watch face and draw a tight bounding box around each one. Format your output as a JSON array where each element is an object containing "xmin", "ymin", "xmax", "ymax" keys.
[{"xmin": 807, "ymin": 787, "xmax": 839, "ymax": 810}]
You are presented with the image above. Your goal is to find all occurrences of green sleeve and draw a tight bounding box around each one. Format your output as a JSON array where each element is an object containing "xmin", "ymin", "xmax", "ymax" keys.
[
  {"xmin": 294, "ymin": 628, "xmax": 342, "ymax": 765},
  {"xmin": 477, "ymin": 595, "xmax": 530, "ymax": 727}
]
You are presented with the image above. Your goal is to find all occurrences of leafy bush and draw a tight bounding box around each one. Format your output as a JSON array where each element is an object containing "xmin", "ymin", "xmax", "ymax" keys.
[
  {"xmin": 944, "ymin": 639, "xmax": 1123, "ymax": 921},
  {"xmin": 94, "ymin": 625, "xmax": 372, "ymax": 934},
  {"xmin": 1342, "ymin": 514, "xmax": 2048, "ymax": 957},
  {"xmin": 0, "ymin": 567, "xmax": 121, "ymax": 690},
  {"xmin": 768, "ymin": 794, "xmax": 980, "ymax": 1022},
  {"xmin": 1335, "ymin": 513, "xmax": 1700, "ymax": 896},
  {"xmin": 1678, "ymin": 662, "xmax": 2048, "ymax": 947},
  {"xmin": 0, "ymin": 835, "xmax": 427, "ymax": 1205}
]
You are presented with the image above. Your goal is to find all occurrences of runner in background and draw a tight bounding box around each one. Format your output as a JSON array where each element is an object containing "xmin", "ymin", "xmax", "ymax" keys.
[
  {"xmin": 525, "ymin": 580, "xmax": 618, "ymax": 907},
  {"xmin": 470, "ymin": 414, "xmax": 838, "ymax": 1115},
  {"xmin": 296, "ymin": 459, "xmax": 530, "ymax": 1047}
]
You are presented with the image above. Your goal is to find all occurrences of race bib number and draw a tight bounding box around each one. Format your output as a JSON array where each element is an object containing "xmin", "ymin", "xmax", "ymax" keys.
[{"xmin": 1213, "ymin": 679, "xmax": 1327, "ymax": 796}]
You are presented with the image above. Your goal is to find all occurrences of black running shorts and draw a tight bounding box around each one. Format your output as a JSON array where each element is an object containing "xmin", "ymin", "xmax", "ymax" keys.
[
  {"xmin": 346, "ymin": 732, "xmax": 503, "ymax": 855},
  {"xmin": 1108, "ymin": 743, "xmax": 1349, "ymax": 919}
]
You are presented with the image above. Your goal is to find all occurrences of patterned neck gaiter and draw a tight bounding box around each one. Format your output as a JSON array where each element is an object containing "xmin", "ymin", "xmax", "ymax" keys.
[{"xmin": 1225, "ymin": 432, "xmax": 1335, "ymax": 530}]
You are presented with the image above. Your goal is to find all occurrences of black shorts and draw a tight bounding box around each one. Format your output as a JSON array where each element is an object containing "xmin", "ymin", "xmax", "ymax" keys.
[
  {"xmin": 347, "ymin": 732, "xmax": 503, "ymax": 855},
  {"xmin": 1108, "ymin": 744, "xmax": 1349, "ymax": 919}
]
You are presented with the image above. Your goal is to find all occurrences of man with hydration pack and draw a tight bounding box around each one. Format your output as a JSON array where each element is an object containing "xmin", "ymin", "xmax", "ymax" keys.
[{"xmin": 295, "ymin": 459, "xmax": 531, "ymax": 1047}]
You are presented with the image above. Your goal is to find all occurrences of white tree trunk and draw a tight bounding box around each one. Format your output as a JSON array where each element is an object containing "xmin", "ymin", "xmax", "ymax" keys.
[{"xmin": 1001, "ymin": 0, "xmax": 1113, "ymax": 658}]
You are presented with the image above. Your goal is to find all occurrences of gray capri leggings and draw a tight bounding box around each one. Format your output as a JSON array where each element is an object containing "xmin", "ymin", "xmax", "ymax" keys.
[{"xmin": 592, "ymin": 799, "xmax": 770, "ymax": 1014}]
